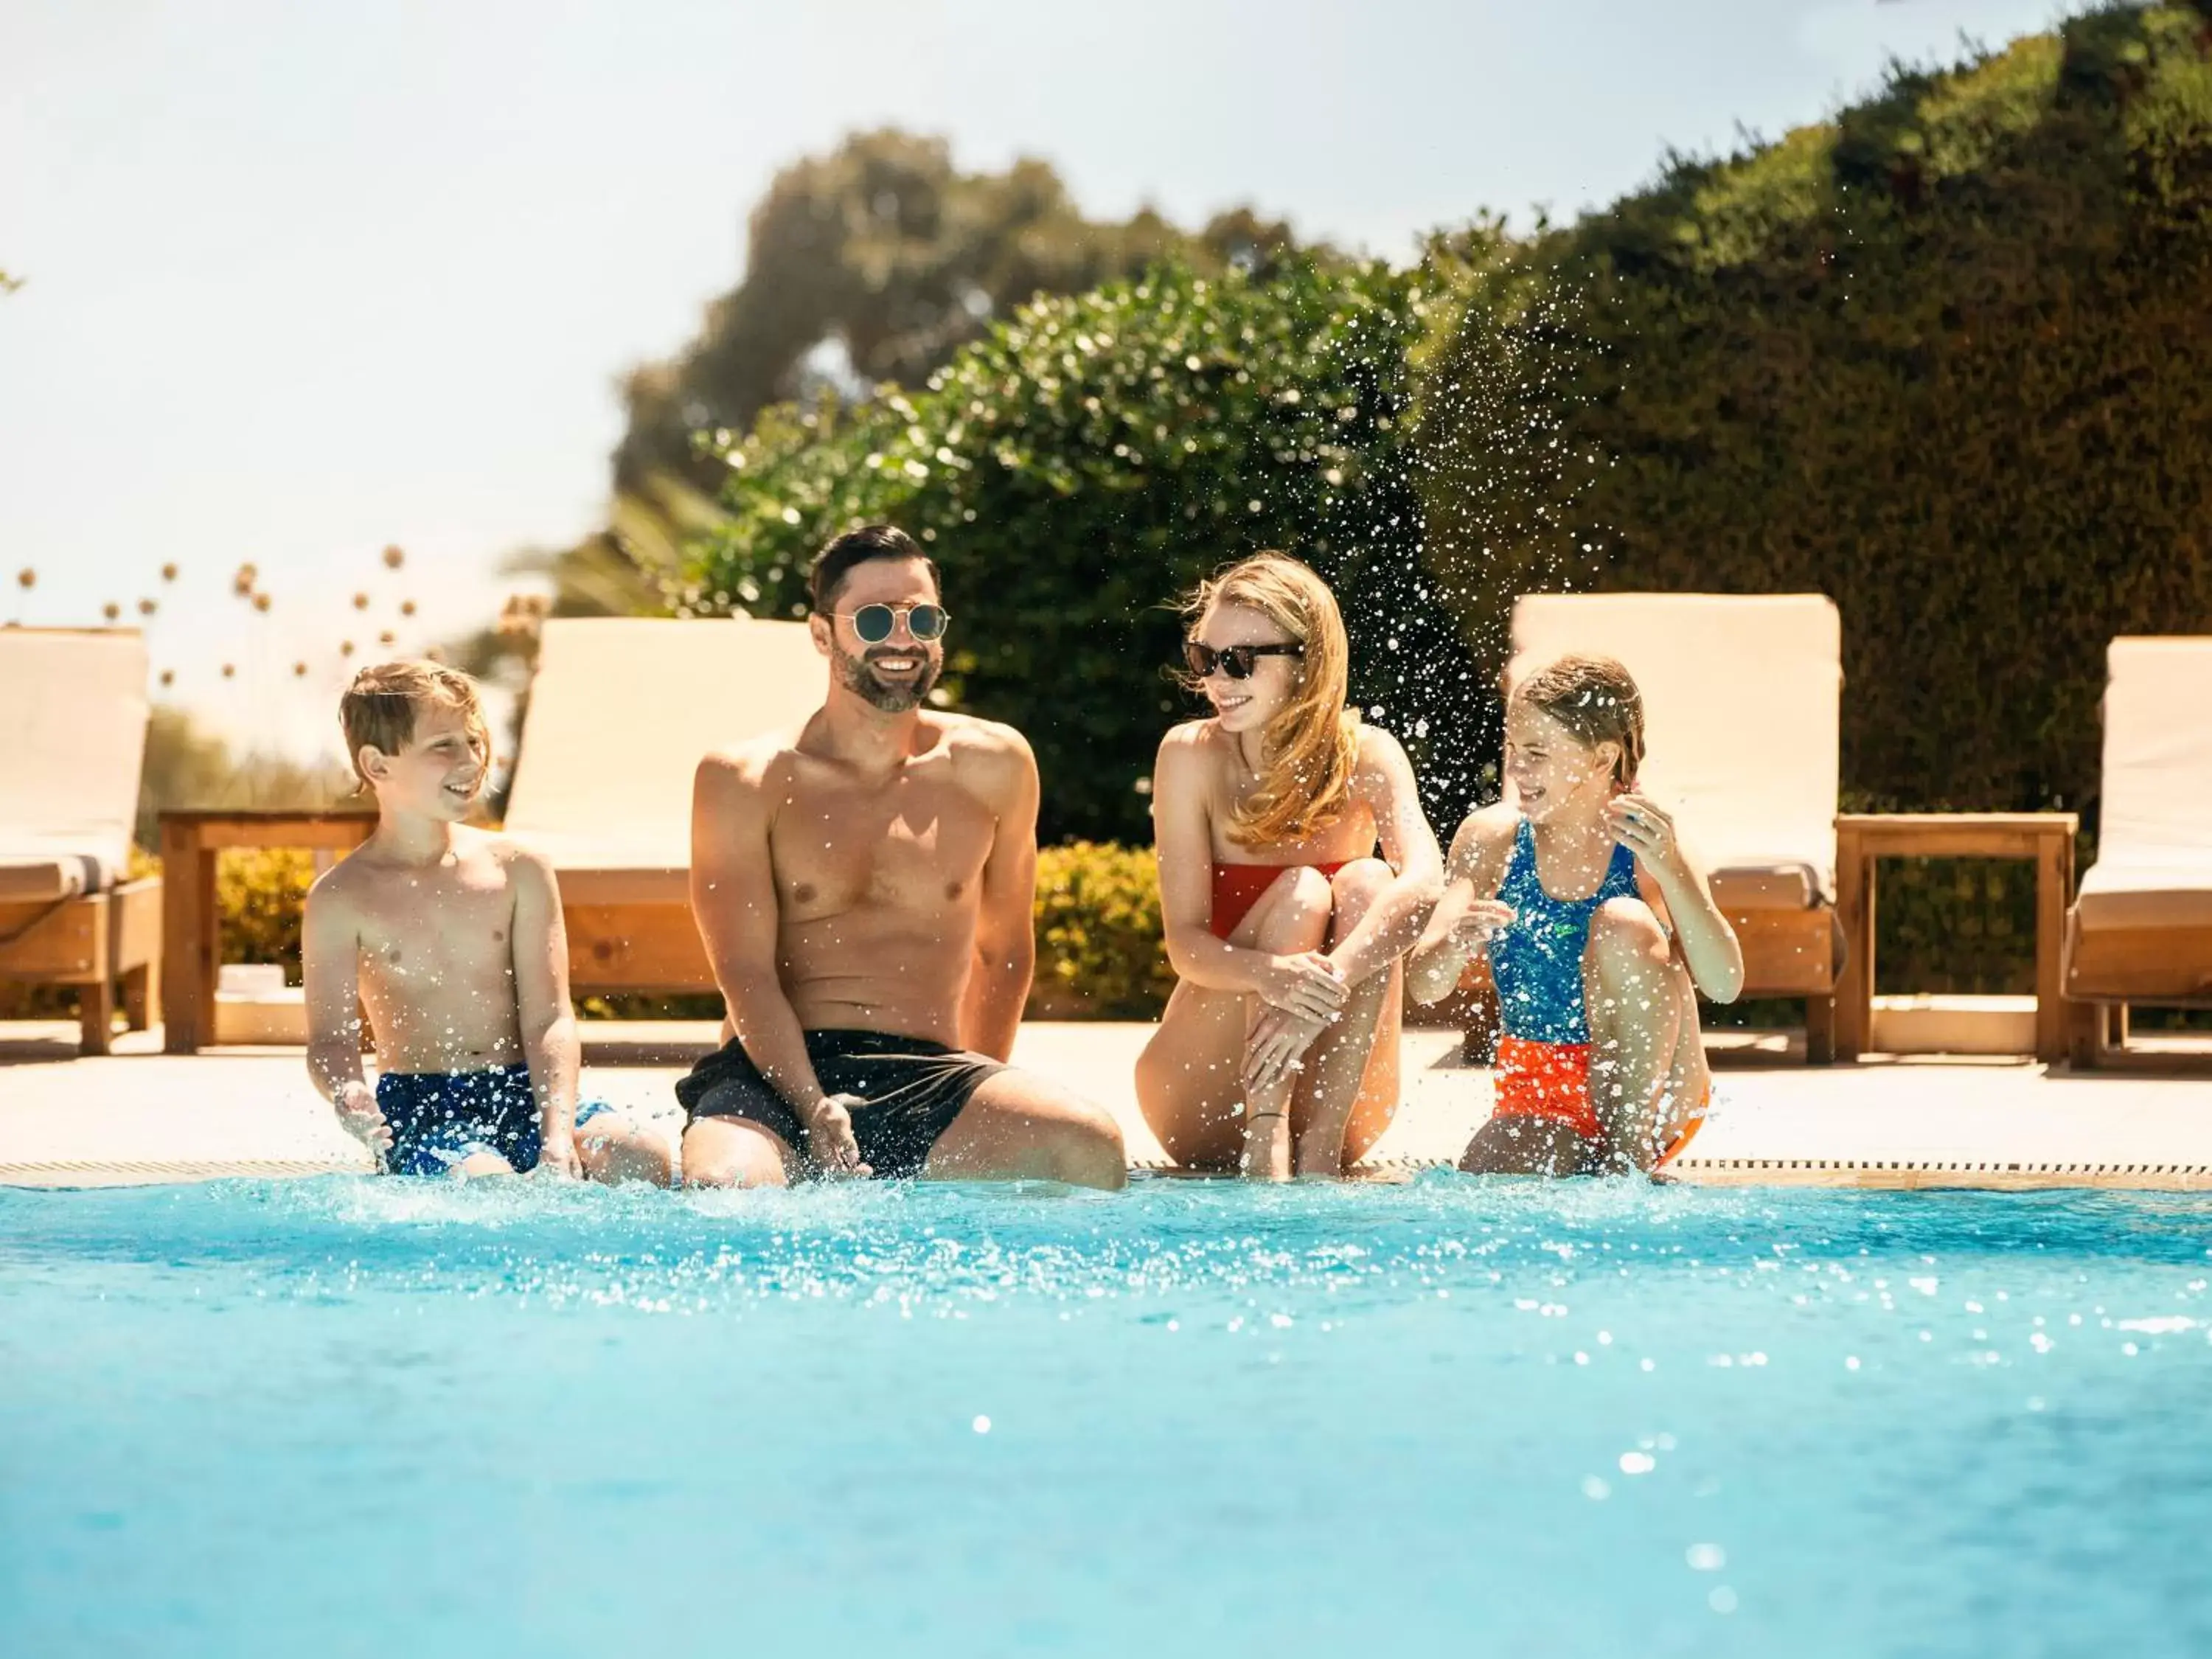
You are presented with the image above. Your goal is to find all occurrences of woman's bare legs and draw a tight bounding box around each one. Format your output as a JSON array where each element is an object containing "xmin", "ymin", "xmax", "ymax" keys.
[
  {"xmin": 1135, "ymin": 864, "xmax": 1403, "ymax": 1178},
  {"xmin": 1290, "ymin": 860, "xmax": 1402, "ymax": 1176}
]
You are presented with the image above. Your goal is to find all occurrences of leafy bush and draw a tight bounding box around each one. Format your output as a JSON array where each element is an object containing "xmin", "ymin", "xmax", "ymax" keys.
[
  {"xmin": 677, "ymin": 257, "xmax": 1491, "ymax": 844},
  {"xmin": 1029, "ymin": 841, "xmax": 1174, "ymax": 1019},
  {"xmin": 1416, "ymin": 5, "xmax": 2212, "ymax": 824},
  {"xmin": 217, "ymin": 849, "xmax": 317, "ymax": 977}
]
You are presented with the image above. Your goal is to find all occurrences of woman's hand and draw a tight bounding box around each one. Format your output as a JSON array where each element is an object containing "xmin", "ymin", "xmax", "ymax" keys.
[
  {"xmin": 1243, "ymin": 1007, "xmax": 1329, "ymax": 1094},
  {"xmin": 1256, "ymin": 952, "xmax": 1349, "ymax": 1023},
  {"xmin": 1604, "ymin": 793, "xmax": 1684, "ymax": 879}
]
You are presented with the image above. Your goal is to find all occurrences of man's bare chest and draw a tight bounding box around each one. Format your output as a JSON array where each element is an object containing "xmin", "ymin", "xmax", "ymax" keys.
[{"xmin": 769, "ymin": 772, "xmax": 996, "ymax": 919}]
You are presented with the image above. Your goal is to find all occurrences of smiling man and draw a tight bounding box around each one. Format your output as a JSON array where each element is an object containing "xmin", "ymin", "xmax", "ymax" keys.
[{"xmin": 675, "ymin": 524, "xmax": 1127, "ymax": 1189}]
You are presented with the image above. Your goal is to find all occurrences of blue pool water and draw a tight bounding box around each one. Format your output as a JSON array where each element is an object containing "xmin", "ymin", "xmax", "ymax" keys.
[{"xmin": 5, "ymin": 1175, "xmax": 2212, "ymax": 1658}]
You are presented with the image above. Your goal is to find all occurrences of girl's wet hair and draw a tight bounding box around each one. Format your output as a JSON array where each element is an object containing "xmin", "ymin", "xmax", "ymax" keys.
[{"xmin": 1512, "ymin": 653, "xmax": 1645, "ymax": 787}]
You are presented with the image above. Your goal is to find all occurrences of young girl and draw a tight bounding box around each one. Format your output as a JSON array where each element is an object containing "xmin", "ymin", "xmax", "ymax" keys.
[
  {"xmin": 1135, "ymin": 553, "xmax": 1445, "ymax": 1180},
  {"xmin": 1408, "ymin": 653, "xmax": 1743, "ymax": 1176}
]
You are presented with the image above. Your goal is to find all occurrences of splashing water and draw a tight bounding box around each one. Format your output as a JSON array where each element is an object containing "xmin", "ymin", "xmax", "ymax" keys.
[{"xmin": 5, "ymin": 1178, "xmax": 2212, "ymax": 1656}]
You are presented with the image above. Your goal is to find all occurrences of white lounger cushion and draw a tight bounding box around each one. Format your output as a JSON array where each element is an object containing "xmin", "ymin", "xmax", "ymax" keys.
[
  {"xmin": 0, "ymin": 629, "xmax": 150, "ymax": 897},
  {"xmin": 503, "ymin": 616, "xmax": 827, "ymax": 873},
  {"xmin": 1509, "ymin": 594, "xmax": 1843, "ymax": 908},
  {"xmin": 2074, "ymin": 637, "xmax": 2212, "ymax": 932}
]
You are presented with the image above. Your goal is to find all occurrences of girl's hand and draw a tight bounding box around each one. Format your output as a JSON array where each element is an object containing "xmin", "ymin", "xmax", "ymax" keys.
[
  {"xmin": 1256, "ymin": 952, "xmax": 1349, "ymax": 1023},
  {"xmin": 1605, "ymin": 793, "xmax": 1683, "ymax": 875},
  {"xmin": 1450, "ymin": 898, "xmax": 1518, "ymax": 953}
]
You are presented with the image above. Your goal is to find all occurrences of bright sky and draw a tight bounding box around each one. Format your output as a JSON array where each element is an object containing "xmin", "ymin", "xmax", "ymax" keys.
[{"xmin": 1, "ymin": 0, "xmax": 2073, "ymax": 760}]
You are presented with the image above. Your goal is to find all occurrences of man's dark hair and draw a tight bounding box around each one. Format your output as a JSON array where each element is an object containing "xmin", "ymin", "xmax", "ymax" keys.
[{"xmin": 808, "ymin": 524, "xmax": 942, "ymax": 613}]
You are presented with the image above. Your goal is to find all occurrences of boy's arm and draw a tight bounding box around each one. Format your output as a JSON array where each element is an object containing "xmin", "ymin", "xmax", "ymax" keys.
[
  {"xmin": 509, "ymin": 848, "xmax": 582, "ymax": 1176},
  {"xmin": 692, "ymin": 750, "xmax": 865, "ymax": 1173},
  {"xmin": 302, "ymin": 878, "xmax": 389, "ymax": 1158},
  {"xmin": 959, "ymin": 729, "xmax": 1040, "ymax": 1063}
]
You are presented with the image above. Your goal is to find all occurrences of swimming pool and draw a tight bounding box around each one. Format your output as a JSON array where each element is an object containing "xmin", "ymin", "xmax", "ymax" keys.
[{"xmin": 5, "ymin": 1176, "xmax": 2210, "ymax": 1658}]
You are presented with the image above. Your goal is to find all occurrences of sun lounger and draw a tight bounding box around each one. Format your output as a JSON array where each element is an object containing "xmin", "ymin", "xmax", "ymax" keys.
[
  {"xmin": 1507, "ymin": 593, "xmax": 1846, "ymax": 1060},
  {"xmin": 0, "ymin": 629, "xmax": 162, "ymax": 1054},
  {"xmin": 2064, "ymin": 637, "xmax": 2212, "ymax": 1062},
  {"xmin": 501, "ymin": 616, "xmax": 824, "ymax": 996}
]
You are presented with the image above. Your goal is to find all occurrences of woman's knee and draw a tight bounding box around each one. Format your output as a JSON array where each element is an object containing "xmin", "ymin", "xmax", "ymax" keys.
[
  {"xmin": 1326, "ymin": 858, "xmax": 1394, "ymax": 935},
  {"xmin": 1252, "ymin": 866, "xmax": 1335, "ymax": 950}
]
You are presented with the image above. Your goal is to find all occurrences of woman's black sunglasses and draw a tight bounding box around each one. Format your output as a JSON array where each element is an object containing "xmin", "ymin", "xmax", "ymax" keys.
[
  {"xmin": 1183, "ymin": 640, "xmax": 1304, "ymax": 681},
  {"xmin": 840, "ymin": 602, "xmax": 950, "ymax": 644}
]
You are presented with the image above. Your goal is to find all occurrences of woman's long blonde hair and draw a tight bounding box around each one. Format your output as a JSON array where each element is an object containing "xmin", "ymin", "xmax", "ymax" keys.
[{"xmin": 1183, "ymin": 552, "xmax": 1360, "ymax": 848}]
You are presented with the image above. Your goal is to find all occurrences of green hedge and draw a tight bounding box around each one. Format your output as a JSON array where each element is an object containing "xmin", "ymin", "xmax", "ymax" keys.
[
  {"xmin": 184, "ymin": 841, "xmax": 1175, "ymax": 1021},
  {"xmin": 1029, "ymin": 841, "xmax": 1174, "ymax": 1018},
  {"xmin": 1416, "ymin": 5, "xmax": 2212, "ymax": 821}
]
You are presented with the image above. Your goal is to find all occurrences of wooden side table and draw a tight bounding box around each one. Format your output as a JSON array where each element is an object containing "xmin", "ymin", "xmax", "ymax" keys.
[
  {"xmin": 1833, "ymin": 813, "xmax": 2079, "ymax": 1063},
  {"xmin": 158, "ymin": 810, "xmax": 377, "ymax": 1054}
]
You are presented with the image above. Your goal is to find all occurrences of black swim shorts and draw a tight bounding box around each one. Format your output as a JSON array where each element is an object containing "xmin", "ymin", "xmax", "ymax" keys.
[{"xmin": 675, "ymin": 1029, "xmax": 1006, "ymax": 1178}]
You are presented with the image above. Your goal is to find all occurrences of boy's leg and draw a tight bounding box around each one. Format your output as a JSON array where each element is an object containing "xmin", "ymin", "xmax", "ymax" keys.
[
  {"xmin": 577, "ymin": 1108, "xmax": 677, "ymax": 1186},
  {"xmin": 1582, "ymin": 898, "xmax": 1685, "ymax": 1174}
]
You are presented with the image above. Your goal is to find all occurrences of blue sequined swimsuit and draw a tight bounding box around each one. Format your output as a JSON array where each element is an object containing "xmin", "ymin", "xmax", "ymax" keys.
[{"xmin": 1489, "ymin": 817, "xmax": 1641, "ymax": 1044}]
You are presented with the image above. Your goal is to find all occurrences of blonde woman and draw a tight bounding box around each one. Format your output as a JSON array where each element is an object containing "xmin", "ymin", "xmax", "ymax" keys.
[{"xmin": 1135, "ymin": 553, "xmax": 1445, "ymax": 1179}]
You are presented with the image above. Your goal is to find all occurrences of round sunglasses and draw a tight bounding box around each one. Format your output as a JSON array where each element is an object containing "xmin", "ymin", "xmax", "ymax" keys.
[
  {"xmin": 838, "ymin": 602, "xmax": 950, "ymax": 644},
  {"xmin": 1183, "ymin": 639, "xmax": 1304, "ymax": 681}
]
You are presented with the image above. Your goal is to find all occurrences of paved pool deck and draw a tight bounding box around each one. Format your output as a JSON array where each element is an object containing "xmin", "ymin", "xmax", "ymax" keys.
[{"xmin": 3, "ymin": 1020, "xmax": 2211, "ymax": 1190}]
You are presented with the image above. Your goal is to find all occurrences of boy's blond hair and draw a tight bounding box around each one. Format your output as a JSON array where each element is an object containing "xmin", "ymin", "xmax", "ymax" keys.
[{"xmin": 339, "ymin": 661, "xmax": 490, "ymax": 787}]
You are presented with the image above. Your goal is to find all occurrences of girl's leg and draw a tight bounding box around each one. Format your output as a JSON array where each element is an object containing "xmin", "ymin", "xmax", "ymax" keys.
[
  {"xmin": 1582, "ymin": 897, "xmax": 1686, "ymax": 1174},
  {"xmin": 1134, "ymin": 867, "xmax": 1334, "ymax": 1177},
  {"xmin": 1458, "ymin": 1112, "xmax": 1592, "ymax": 1176},
  {"xmin": 1290, "ymin": 858, "xmax": 1402, "ymax": 1176}
]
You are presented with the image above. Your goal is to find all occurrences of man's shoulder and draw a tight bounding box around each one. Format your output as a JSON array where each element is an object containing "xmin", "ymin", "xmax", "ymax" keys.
[
  {"xmin": 936, "ymin": 711, "xmax": 1036, "ymax": 784},
  {"xmin": 698, "ymin": 725, "xmax": 811, "ymax": 788}
]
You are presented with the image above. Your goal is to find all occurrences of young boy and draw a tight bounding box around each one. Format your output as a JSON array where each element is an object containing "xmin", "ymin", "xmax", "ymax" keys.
[{"xmin": 304, "ymin": 661, "xmax": 668, "ymax": 1181}]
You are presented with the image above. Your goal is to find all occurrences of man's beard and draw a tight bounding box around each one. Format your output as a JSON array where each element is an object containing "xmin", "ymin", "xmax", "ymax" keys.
[{"xmin": 835, "ymin": 643, "xmax": 942, "ymax": 712}]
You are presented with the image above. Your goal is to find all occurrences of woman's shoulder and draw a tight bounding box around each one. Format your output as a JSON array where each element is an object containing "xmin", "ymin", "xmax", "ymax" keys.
[{"xmin": 1152, "ymin": 720, "xmax": 1226, "ymax": 799}]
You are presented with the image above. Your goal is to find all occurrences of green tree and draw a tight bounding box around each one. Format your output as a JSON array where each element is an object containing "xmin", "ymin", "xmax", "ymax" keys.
[
  {"xmin": 516, "ymin": 133, "xmax": 1310, "ymax": 649},
  {"xmin": 678, "ymin": 257, "xmax": 1486, "ymax": 844}
]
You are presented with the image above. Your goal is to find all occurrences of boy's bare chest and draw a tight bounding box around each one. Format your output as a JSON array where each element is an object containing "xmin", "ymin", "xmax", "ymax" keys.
[
  {"xmin": 352, "ymin": 865, "xmax": 515, "ymax": 980},
  {"xmin": 770, "ymin": 768, "xmax": 996, "ymax": 917}
]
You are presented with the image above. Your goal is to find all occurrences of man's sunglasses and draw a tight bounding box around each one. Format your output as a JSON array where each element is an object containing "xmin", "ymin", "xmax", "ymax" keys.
[
  {"xmin": 1183, "ymin": 640, "xmax": 1304, "ymax": 681},
  {"xmin": 838, "ymin": 603, "xmax": 950, "ymax": 644}
]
